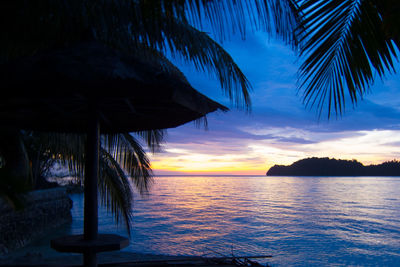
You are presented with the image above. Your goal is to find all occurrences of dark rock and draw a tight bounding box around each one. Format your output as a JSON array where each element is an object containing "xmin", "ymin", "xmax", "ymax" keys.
[{"xmin": 0, "ymin": 187, "xmax": 72, "ymax": 254}]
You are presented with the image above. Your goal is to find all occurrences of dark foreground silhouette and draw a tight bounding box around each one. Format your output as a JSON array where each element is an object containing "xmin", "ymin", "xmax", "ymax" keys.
[{"xmin": 266, "ymin": 157, "xmax": 400, "ymax": 176}]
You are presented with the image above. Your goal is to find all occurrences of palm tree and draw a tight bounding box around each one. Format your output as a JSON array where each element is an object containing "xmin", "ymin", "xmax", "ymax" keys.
[
  {"xmin": 0, "ymin": 129, "xmax": 163, "ymax": 231},
  {"xmin": 25, "ymin": 130, "xmax": 163, "ymax": 233},
  {"xmin": 0, "ymin": 0, "xmax": 301, "ymax": 230},
  {"xmin": 295, "ymin": 0, "xmax": 400, "ymax": 117}
]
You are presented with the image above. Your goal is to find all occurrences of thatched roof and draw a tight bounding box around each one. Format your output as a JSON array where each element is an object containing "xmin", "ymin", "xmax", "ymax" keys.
[{"xmin": 0, "ymin": 42, "xmax": 228, "ymax": 133}]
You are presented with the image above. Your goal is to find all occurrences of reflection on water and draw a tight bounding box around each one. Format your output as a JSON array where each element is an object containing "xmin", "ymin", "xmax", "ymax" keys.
[
  {"xmin": 17, "ymin": 176, "xmax": 400, "ymax": 266},
  {"xmin": 132, "ymin": 176, "xmax": 400, "ymax": 266}
]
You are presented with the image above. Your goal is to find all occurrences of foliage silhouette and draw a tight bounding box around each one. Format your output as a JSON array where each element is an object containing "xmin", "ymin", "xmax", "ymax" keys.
[
  {"xmin": 294, "ymin": 0, "xmax": 400, "ymax": 117},
  {"xmin": 267, "ymin": 157, "xmax": 400, "ymax": 176}
]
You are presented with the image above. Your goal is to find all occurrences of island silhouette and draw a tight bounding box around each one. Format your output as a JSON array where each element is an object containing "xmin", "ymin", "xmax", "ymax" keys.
[{"xmin": 266, "ymin": 157, "xmax": 400, "ymax": 176}]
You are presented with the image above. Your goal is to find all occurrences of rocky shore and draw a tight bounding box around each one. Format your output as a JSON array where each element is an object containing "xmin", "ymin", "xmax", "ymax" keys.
[{"xmin": 0, "ymin": 187, "xmax": 72, "ymax": 255}]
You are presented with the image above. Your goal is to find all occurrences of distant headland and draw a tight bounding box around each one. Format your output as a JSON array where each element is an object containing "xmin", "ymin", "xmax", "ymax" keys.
[{"xmin": 266, "ymin": 157, "xmax": 400, "ymax": 176}]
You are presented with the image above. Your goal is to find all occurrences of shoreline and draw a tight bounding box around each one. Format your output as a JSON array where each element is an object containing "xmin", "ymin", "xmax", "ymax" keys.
[
  {"xmin": 0, "ymin": 251, "xmax": 191, "ymax": 266},
  {"xmin": 0, "ymin": 251, "xmax": 269, "ymax": 267}
]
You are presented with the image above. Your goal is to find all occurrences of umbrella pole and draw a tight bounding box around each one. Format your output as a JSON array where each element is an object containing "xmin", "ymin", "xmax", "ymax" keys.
[
  {"xmin": 84, "ymin": 111, "xmax": 100, "ymax": 267},
  {"xmin": 50, "ymin": 109, "xmax": 128, "ymax": 265}
]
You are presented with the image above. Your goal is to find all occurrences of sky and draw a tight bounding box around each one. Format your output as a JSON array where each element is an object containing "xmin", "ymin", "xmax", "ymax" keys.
[{"xmin": 149, "ymin": 29, "xmax": 400, "ymax": 176}]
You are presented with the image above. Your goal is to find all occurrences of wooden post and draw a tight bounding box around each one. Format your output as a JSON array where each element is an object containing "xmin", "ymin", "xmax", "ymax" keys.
[{"xmin": 83, "ymin": 110, "xmax": 100, "ymax": 267}]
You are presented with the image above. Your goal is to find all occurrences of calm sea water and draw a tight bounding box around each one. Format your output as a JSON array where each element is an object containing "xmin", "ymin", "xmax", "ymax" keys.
[{"xmin": 11, "ymin": 176, "xmax": 400, "ymax": 266}]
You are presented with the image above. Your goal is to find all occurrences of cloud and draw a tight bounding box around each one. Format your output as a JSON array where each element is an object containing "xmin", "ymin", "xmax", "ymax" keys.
[
  {"xmin": 152, "ymin": 29, "xmax": 400, "ymax": 175},
  {"xmin": 382, "ymin": 141, "xmax": 400, "ymax": 147}
]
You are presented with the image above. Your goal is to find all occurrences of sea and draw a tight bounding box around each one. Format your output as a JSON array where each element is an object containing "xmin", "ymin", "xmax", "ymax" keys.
[{"xmin": 5, "ymin": 176, "xmax": 400, "ymax": 266}]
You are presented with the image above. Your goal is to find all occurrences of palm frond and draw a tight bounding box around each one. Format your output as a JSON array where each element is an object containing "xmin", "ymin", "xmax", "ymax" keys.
[
  {"xmin": 108, "ymin": 0, "xmax": 300, "ymax": 44},
  {"xmin": 134, "ymin": 130, "xmax": 165, "ymax": 153},
  {"xmin": 103, "ymin": 133, "xmax": 153, "ymax": 194},
  {"xmin": 127, "ymin": 1, "xmax": 300, "ymax": 110},
  {"xmin": 36, "ymin": 133, "xmax": 86, "ymax": 180},
  {"xmin": 156, "ymin": 21, "xmax": 252, "ymax": 110},
  {"xmin": 297, "ymin": 0, "xmax": 399, "ymax": 117},
  {"xmin": 186, "ymin": 0, "xmax": 301, "ymax": 45},
  {"xmin": 99, "ymin": 148, "xmax": 133, "ymax": 235}
]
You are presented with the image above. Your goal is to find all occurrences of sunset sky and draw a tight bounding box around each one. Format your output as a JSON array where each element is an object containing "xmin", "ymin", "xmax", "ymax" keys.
[{"xmin": 150, "ymin": 30, "xmax": 400, "ymax": 175}]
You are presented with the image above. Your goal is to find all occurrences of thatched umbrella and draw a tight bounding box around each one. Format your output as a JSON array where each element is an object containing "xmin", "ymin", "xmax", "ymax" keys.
[
  {"xmin": 1, "ymin": 42, "xmax": 227, "ymax": 133},
  {"xmin": 0, "ymin": 42, "xmax": 228, "ymax": 267}
]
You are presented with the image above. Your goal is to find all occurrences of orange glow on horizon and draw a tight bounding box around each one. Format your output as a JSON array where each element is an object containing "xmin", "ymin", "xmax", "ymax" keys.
[
  {"xmin": 150, "ymin": 157, "xmax": 270, "ymax": 175},
  {"xmin": 151, "ymin": 163, "xmax": 269, "ymax": 175},
  {"xmin": 149, "ymin": 129, "xmax": 400, "ymax": 175},
  {"xmin": 153, "ymin": 168, "xmax": 267, "ymax": 176}
]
